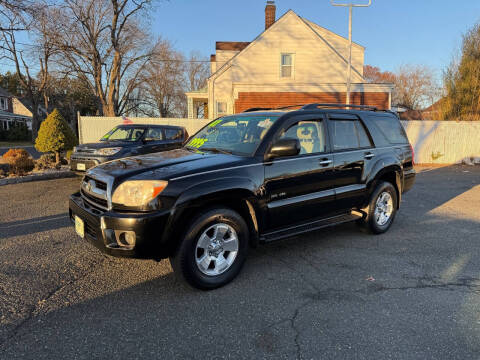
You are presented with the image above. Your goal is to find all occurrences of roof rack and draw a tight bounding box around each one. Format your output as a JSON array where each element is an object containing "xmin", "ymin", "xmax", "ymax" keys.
[
  {"xmin": 242, "ymin": 103, "xmax": 393, "ymax": 113},
  {"xmin": 301, "ymin": 103, "xmax": 378, "ymax": 111},
  {"xmin": 243, "ymin": 104, "xmax": 305, "ymax": 113}
]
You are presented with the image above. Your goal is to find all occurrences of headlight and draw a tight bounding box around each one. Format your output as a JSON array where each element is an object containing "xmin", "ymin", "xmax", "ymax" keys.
[
  {"xmin": 112, "ymin": 180, "xmax": 168, "ymax": 207},
  {"xmin": 95, "ymin": 147, "xmax": 122, "ymax": 156}
]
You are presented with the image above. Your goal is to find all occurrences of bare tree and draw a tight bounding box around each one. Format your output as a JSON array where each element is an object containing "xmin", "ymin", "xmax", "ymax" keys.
[
  {"xmin": 393, "ymin": 65, "xmax": 440, "ymax": 110},
  {"xmin": 0, "ymin": 0, "xmax": 31, "ymax": 31},
  {"xmin": 139, "ymin": 39, "xmax": 185, "ymax": 117},
  {"xmin": 364, "ymin": 64, "xmax": 440, "ymax": 110},
  {"xmin": 53, "ymin": 0, "xmax": 155, "ymax": 117},
  {"xmin": 0, "ymin": 1, "xmax": 51, "ymax": 138}
]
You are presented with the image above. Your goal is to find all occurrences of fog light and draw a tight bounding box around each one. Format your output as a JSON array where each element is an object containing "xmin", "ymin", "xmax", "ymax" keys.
[{"xmin": 115, "ymin": 230, "xmax": 136, "ymax": 247}]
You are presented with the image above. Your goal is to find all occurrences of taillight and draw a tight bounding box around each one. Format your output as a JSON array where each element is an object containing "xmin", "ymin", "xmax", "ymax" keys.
[{"xmin": 409, "ymin": 144, "xmax": 415, "ymax": 165}]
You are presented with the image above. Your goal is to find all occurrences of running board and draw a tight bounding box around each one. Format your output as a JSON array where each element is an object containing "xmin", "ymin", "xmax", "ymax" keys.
[{"xmin": 260, "ymin": 212, "xmax": 363, "ymax": 243}]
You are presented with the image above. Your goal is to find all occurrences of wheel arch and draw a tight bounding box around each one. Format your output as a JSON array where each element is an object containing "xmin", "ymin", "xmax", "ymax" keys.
[
  {"xmin": 366, "ymin": 164, "xmax": 403, "ymax": 209},
  {"xmin": 161, "ymin": 180, "xmax": 263, "ymax": 257}
]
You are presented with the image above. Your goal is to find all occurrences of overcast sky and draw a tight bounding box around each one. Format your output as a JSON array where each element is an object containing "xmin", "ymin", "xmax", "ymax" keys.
[{"xmin": 153, "ymin": 0, "xmax": 480, "ymax": 78}]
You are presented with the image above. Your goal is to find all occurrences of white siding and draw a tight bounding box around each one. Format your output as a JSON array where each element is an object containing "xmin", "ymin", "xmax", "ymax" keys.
[{"xmin": 209, "ymin": 10, "xmax": 366, "ymax": 118}]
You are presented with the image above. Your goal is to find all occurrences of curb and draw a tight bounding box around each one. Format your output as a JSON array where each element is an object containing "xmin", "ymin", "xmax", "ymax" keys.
[{"xmin": 0, "ymin": 170, "xmax": 79, "ymax": 186}]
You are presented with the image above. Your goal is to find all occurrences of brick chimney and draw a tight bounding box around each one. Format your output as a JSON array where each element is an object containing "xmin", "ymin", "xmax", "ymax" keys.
[{"xmin": 265, "ymin": 1, "xmax": 276, "ymax": 30}]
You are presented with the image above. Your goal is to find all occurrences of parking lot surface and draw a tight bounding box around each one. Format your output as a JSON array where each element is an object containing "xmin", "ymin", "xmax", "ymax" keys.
[{"xmin": 0, "ymin": 165, "xmax": 479, "ymax": 359}]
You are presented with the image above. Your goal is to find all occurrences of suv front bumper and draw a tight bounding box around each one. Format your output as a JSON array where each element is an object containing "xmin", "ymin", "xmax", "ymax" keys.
[{"xmin": 69, "ymin": 192, "xmax": 170, "ymax": 259}]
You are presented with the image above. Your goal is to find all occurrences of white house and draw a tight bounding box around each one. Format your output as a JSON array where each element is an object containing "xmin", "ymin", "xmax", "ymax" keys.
[
  {"xmin": 0, "ymin": 87, "xmax": 33, "ymax": 130},
  {"xmin": 186, "ymin": 1, "xmax": 393, "ymax": 119}
]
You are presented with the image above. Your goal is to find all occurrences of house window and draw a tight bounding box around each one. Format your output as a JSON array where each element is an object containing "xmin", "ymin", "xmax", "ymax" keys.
[
  {"xmin": 217, "ymin": 101, "xmax": 227, "ymax": 116},
  {"xmin": 281, "ymin": 53, "xmax": 294, "ymax": 78},
  {"xmin": 0, "ymin": 98, "xmax": 5, "ymax": 110}
]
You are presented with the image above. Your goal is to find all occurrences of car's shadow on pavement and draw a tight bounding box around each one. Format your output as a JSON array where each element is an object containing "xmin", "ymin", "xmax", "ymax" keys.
[{"xmin": 0, "ymin": 213, "xmax": 70, "ymax": 239}]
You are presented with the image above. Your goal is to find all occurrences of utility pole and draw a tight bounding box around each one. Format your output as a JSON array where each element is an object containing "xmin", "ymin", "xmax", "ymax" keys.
[{"xmin": 330, "ymin": 0, "xmax": 372, "ymax": 106}]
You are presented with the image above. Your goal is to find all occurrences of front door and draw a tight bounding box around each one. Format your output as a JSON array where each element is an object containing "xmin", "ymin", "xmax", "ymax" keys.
[
  {"xmin": 264, "ymin": 116, "xmax": 336, "ymax": 230},
  {"xmin": 327, "ymin": 113, "xmax": 374, "ymax": 211}
]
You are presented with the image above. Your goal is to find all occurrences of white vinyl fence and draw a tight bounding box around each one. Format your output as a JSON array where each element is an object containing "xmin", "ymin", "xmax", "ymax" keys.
[
  {"xmin": 401, "ymin": 121, "xmax": 480, "ymax": 164},
  {"xmin": 77, "ymin": 116, "xmax": 480, "ymax": 164},
  {"xmin": 78, "ymin": 116, "xmax": 210, "ymax": 144}
]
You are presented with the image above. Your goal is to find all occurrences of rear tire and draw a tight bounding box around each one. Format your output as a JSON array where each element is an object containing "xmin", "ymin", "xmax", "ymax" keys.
[
  {"xmin": 169, "ymin": 207, "xmax": 249, "ymax": 290},
  {"xmin": 357, "ymin": 181, "xmax": 397, "ymax": 234}
]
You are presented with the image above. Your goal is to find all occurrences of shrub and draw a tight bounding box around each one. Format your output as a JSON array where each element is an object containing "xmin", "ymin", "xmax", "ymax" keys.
[
  {"xmin": 66, "ymin": 149, "xmax": 73, "ymax": 162},
  {"xmin": 34, "ymin": 153, "xmax": 56, "ymax": 171},
  {"xmin": 2, "ymin": 148, "xmax": 34, "ymax": 175},
  {"xmin": 35, "ymin": 109, "xmax": 78, "ymax": 163},
  {"xmin": 7, "ymin": 123, "xmax": 31, "ymax": 141}
]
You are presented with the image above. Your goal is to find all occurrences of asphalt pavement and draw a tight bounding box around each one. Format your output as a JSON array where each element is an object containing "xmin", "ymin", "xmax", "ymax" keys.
[{"xmin": 0, "ymin": 165, "xmax": 480, "ymax": 359}]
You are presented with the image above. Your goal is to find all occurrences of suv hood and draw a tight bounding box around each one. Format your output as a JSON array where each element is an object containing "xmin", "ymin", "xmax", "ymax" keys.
[{"xmin": 87, "ymin": 148, "xmax": 249, "ymax": 182}]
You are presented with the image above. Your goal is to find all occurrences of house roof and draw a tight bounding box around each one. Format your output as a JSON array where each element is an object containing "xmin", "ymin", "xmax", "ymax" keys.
[
  {"xmin": 209, "ymin": 9, "xmax": 365, "ymax": 82},
  {"xmin": 216, "ymin": 42, "xmax": 251, "ymax": 51},
  {"xmin": 0, "ymin": 86, "xmax": 10, "ymax": 97},
  {"xmin": 0, "ymin": 109, "xmax": 32, "ymax": 120}
]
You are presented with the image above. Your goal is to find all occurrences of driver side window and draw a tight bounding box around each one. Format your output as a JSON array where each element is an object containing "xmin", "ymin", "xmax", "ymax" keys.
[{"xmin": 280, "ymin": 120, "xmax": 326, "ymax": 155}]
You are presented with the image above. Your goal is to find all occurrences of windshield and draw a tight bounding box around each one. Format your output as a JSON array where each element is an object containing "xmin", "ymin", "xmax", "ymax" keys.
[
  {"xmin": 185, "ymin": 115, "xmax": 279, "ymax": 156},
  {"xmin": 100, "ymin": 127, "xmax": 145, "ymax": 142}
]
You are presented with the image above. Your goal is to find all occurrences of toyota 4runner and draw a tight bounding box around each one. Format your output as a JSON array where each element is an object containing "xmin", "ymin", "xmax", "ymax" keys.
[{"xmin": 69, "ymin": 104, "xmax": 415, "ymax": 289}]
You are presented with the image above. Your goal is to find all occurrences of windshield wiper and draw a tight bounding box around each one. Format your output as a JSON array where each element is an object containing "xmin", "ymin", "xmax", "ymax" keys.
[{"xmin": 200, "ymin": 147, "xmax": 233, "ymax": 155}]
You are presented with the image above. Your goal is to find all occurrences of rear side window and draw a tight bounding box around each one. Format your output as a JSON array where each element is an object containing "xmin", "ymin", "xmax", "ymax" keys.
[
  {"xmin": 370, "ymin": 116, "xmax": 408, "ymax": 144},
  {"xmin": 145, "ymin": 128, "xmax": 164, "ymax": 141},
  {"xmin": 165, "ymin": 128, "xmax": 183, "ymax": 140},
  {"xmin": 330, "ymin": 119, "xmax": 372, "ymax": 150}
]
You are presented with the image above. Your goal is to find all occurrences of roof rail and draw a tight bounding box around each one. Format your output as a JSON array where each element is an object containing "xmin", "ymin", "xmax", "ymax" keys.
[
  {"xmin": 243, "ymin": 103, "xmax": 390, "ymax": 113},
  {"xmin": 301, "ymin": 103, "xmax": 378, "ymax": 111},
  {"xmin": 243, "ymin": 104, "xmax": 307, "ymax": 113},
  {"xmin": 243, "ymin": 107, "xmax": 273, "ymax": 112}
]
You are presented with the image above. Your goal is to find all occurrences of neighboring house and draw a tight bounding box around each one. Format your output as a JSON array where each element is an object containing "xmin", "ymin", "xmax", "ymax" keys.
[
  {"xmin": 186, "ymin": 1, "xmax": 393, "ymax": 119},
  {"xmin": 0, "ymin": 86, "xmax": 47, "ymax": 131}
]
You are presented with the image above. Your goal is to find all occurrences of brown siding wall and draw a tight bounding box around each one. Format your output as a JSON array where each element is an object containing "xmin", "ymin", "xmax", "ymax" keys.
[{"xmin": 234, "ymin": 92, "xmax": 389, "ymax": 113}]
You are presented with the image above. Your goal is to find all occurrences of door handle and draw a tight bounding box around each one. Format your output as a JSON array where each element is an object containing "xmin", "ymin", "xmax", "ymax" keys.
[
  {"xmin": 364, "ymin": 152, "xmax": 375, "ymax": 160},
  {"xmin": 318, "ymin": 159, "xmax": 332, "ymax": 166}
]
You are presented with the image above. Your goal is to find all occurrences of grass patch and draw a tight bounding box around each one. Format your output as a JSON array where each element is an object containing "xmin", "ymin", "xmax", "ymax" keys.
[{"xmin": 0, "ymin": 141, "xmax": 34, "ymax": 148}]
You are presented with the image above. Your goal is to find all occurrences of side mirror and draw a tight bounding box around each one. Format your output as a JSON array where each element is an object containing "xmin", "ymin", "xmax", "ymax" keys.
[{"xmin": 268, "ymin": 138, "xmax": 300, "ymax": 159}]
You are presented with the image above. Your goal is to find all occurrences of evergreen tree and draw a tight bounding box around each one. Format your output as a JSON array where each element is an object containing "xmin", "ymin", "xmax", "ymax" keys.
[
  {"xmin": 35, "ymin": 109, "xmax": 78, "ymax": 163},
  {"xmin": 443, "ymin": 23, "xmax": 480, "ymax": 121}
]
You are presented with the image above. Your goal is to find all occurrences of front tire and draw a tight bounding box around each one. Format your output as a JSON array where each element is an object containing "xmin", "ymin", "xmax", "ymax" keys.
[
  {"xmin": 358, "ymin": 181, "xmax": 398, "ymax": 234},
  {"xmin": 169, "ymin": 207, "xmax": 249, "ymax": 290}
]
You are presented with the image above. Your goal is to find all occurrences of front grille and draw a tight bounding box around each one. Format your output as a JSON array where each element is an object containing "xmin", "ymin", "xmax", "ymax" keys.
[
  {"xmin": 81, "ymin": 189, "xmax": 108, "ymax": 209},
  {"xmin": 77, "ymin": 148, "xmax": 95, "ymax": 154},
  {"xmin": 84, "ymin": 176, "xmax": 107, "ymax": 191}
]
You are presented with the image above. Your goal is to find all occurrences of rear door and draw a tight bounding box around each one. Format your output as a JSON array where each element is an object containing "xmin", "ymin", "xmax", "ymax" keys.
[
  {"xmin": 327, "ymin": 113, "xmax": 375, "ymax": 211},
  {"xmin": 264, "ymin": 115, "xmax": 336, "ymax": 230},
  {"xmin": 163, "ymin": 127, "xmax": 185, "ymax": 150}
]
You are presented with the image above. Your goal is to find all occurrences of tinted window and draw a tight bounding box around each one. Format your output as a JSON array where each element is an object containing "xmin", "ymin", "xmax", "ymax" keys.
[
  {"xmin": 355, "ymin": 121, "xmax": 372, "ymax": 148},
  {"xmin": 370, "ymin": 116, "xmax": 408, "ymax": 144},
  {"xmin": 280, "ymin": 120, "xmax": 326, "ymax": 155},
  {"xmin": 331, "ymin": 120, "xmax": 359, "ymax": 150},
  {"xmin": 165, "ymin": 128, "xmax": 183, "ymax": 140},
  {"xmin": 331, "ymin": 119, "xmax": 372, "ymax": 150},
  {"xmin": 144, "ymin": 128, "xmax": 164, "ymax": 141}
]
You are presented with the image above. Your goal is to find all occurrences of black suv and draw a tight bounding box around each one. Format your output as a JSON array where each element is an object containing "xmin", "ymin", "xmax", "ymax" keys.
[
  {"xmin": 71, "ymin": 124, "xmax": 187, "ymax": 171},
  {"xmin": 69, "ymin": 104, "xmax": 415, "ymax": 289}
]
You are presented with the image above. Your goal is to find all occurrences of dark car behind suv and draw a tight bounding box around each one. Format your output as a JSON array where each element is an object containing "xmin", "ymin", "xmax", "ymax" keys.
[
  {"xmin": 71, "ymin": 124, "xmax": 188, "ymax": 171},
  {"xmin": 69, "ymin": 104, "xmax": 415, "ymax": 289}
]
